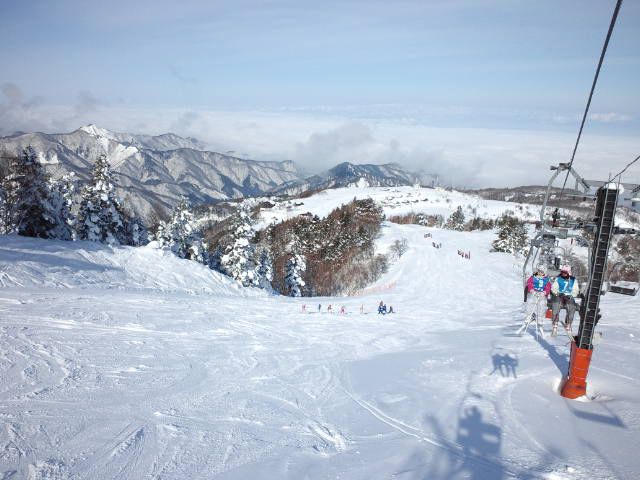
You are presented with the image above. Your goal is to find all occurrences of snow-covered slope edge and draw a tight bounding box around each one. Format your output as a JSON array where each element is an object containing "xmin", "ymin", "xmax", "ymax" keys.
[{"xmin": 0, "ymin": 235, "xmax": 253, "ymax": 296}]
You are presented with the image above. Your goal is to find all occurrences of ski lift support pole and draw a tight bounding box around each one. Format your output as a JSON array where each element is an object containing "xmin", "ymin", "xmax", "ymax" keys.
[{"xmin": 561, "ymin": 183, "xmax": 619, "ymax": 399}]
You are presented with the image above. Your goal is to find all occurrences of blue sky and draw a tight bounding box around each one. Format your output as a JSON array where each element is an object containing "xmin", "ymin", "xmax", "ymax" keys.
[{"xmin": 1, "ymin": 0, "xmax": 638, "ymax": 186}]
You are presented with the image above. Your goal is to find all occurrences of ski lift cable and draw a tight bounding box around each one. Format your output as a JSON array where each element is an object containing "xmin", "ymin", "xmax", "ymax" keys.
[
  {"xmin": 611, "ymin": 153, "xmax": 640, "ymax": 181},
  {"xmin": 558, "ymin": 0, "xmax": 624, "ymax": 203}
]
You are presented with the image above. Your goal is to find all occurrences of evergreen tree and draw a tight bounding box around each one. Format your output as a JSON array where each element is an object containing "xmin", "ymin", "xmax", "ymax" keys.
[
  {"xmin": 47, "ymin": 173, "xmax": 77, "ymax": 241},
  {"xmin": 444, "ymin": 206, "xmax": 465, "ymax": 231},
  {"xmin": 125, "ymin": 216, "xmax": 149, "ymax": 246},
  {"xmin": 153, "ymin": 219, "xmax": 171, "ymax": 245},
  {"xmin": 77, "ymin": 154, "xmax": 126, "ymax": 245},
  {"xmin": 492, "ymin": 215, "xmax": 529, "ymax": 254},
  {"xmin": 0, "ymin": 184, "xmax": 11, "ymax": 234},
  {"xmin": 6, "ymin": 146, "xmax": 61, "ymax": 238},
  {"xmin": 208, "ymin": 245, "xmax": 224, "ymax": 272},
  {"xmin": 285, "ymin": 251, "xmax": 306, "ymax": 297},
  {"xmin": 257, "ymin": 248, "xmax": 274, "ymax": 290},
  {"xmin": 157, "ymin": 197, "xmax": 207, "ymax": 262},
  {"xmin": 220, "ymin": 207, "xmax": 259, "ymax": 286}
]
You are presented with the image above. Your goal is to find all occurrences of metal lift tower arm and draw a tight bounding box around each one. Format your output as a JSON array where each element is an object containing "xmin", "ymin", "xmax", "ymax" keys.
[{"xmin": 540, "ymin": 164, "xmax": 592, "ymax": 225}]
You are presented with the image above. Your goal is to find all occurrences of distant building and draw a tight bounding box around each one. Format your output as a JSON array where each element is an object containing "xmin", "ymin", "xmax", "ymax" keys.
[{"xmin": 586, "ymin": 180, "xmax": 640, "ymax": 212}]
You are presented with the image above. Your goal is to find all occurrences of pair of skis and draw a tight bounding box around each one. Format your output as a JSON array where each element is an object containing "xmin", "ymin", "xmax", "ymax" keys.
[
  {"xmin": 551, "ymin": 323, "xmax": 557, "ymax": 337},
  {"xmin": 550, "ymin": 321, "xmax": 573, "ymax": 339},
  {"xmin": 518, "ymin": 312, "xmax": 574, "ymax": 342},
  {"xmin": 517, "ymin": 294, "xmax": 547, "ymax": 338},
  {"xmin": 518, "ymin": 294, "xmax": 575, "ymax": 341},
  {"xmin": 517, "ymin": 311, "xmax": 545, "ymax": 338}
]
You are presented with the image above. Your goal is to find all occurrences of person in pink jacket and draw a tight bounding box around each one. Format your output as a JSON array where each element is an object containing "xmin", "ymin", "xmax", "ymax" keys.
[{"xmin": 519, "ymin": 265, "xmax": 551, "ymax": 336}]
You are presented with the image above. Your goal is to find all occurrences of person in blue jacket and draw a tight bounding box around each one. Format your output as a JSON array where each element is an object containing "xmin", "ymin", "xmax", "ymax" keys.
[
  {"xmin": 550, "ymin": 264, "xmax": 580, "ymax": 336},
  {"xmin": 378, "ymin": 301, "xmax": 387, "ymax": 315}
]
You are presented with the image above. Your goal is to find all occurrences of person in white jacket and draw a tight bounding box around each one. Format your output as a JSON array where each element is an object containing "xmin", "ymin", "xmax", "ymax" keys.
[{"xmin": 550, "ymin": 264, "xmax": 580, "ymax": 336}]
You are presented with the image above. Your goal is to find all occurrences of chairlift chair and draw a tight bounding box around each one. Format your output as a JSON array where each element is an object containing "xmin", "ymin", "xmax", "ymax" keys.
[{"xmin": 522, "ymin": 163, "xmax": 593, "ymax": 305}]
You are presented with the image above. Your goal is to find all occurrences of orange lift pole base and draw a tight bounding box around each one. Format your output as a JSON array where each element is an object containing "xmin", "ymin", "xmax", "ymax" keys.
[{"xmin": 561, "ymin": 342, "xmax": 593, "ymax": 399}]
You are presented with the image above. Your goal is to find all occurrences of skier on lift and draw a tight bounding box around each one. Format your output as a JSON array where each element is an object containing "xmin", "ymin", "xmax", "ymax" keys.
[
  {"xmin": 550, "ymin": 264, "xmax": 580, "ymax": 337},
  {"xmin": 518, "ymin": 265, "xmax": 551, "ymax": 336}
]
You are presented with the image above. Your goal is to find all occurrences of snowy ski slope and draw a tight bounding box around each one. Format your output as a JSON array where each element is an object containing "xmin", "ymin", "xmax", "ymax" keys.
[
  {"xmin": 1, "ymin": 187, "xmax": 639, "ymax": 479},
  {"xmin": 257, "ymin": 185, "xmax": 541, "ymax": 229}
]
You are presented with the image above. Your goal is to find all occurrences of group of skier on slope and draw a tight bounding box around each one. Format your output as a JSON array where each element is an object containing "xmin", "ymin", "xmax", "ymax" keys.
[
  {"xmin": 524, "ymin": 264, "xmax": 580, "ymax": 337},
  {"xmin": 302, "ymin": 303, "xmax": 394, "ymax": 315}
]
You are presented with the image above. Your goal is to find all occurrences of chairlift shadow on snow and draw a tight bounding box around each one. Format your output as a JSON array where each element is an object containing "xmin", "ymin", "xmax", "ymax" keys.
[
  {"xmin": 566, "ymin": 401, "xmax": 626, "ymax": 429},
  {"xmin": 419, "ymin": 407, "xmax": 506, "ymax": 480},
  {"xmin": 489, "ymin": 353, "xmax": 519, "ymax": 378},
  {"xmin": 418, "ymin": 378, "xmax": 507, "ymax": 480},
  {"xmin": 528, "ymin": 329, "xmax": 569, "ymax": 376}
]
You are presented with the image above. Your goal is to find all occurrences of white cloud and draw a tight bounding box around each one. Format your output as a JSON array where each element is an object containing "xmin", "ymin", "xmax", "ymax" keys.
[{"xmin": 588, "ymin": 112, "xmax": 633, "ymax": 123}]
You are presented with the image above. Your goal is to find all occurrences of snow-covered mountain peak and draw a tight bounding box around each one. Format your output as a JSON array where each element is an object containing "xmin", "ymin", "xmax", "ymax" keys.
[
  {"xmin": 0, "ymin": 125, "xmax": 303, "ymax": 219},
  {"xmin": 79, "ymin": 124, "xmax": 114, "ymax": 139}
]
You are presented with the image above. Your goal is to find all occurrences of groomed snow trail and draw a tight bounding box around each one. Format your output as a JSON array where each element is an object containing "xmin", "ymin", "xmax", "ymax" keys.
[{"xmin": 1, "ymin": 224, "xmax": 639, "ymax": 479}]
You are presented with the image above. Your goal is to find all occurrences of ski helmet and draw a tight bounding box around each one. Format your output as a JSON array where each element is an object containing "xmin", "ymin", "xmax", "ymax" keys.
[
  {"xmin": 560, "ymin": 264, "xmax": 572, "ymax": 275},
  {"xmin": 536, "ymin": 265, "xmax": 546, "ymax": 275}
]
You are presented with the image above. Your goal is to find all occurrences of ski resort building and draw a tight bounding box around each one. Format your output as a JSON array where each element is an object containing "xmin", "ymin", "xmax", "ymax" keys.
[{"xmin": 586, "ymin": 180, "xmax": 640, "ymax": 212}]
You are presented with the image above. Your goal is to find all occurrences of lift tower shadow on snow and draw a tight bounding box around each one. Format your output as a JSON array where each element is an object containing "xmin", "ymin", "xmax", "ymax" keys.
[{"xmin": 561, "ymin": 184, "xmax": 618, "ymax": 399}]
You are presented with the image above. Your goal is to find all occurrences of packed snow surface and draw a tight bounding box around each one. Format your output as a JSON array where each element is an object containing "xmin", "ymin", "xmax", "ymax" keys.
[{"xmin": 1, "ymin": 188, "xmax": 639, "ymax": 479}]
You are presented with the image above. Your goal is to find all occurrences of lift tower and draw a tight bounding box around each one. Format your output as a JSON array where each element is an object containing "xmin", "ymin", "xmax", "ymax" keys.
[{"xmin": 561, "ymin": 184, "xmax": 619, "ymax": 399}]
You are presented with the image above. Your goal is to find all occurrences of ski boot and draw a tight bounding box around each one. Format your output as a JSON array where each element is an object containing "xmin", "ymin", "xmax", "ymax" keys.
[{"xmin": 551, "ymin": 322, "xmax": 558, "ymax": 337}]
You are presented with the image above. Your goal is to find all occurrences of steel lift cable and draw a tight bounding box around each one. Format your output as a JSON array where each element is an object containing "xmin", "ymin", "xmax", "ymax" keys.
[
  {"xmin": 558, "ymin": 0, "xmax": 624, "ymax": 204},
  {"xmin": 611, "ymin": 153, "xmax": 640, "ymax": 182}
]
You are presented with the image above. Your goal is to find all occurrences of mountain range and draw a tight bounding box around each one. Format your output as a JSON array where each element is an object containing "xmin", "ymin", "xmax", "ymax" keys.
[
  {"xmin": 0, "ymin": 125, "xmax": 427, "ymax": 220},
  {"xmin": 272, "ymin": 162, "xmax": 425, "ymax": 196}
]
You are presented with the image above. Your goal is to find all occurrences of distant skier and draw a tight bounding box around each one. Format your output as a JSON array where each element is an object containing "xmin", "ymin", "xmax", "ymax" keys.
[
  {"xmin": 551, "ymin": 265, "xmax": 580, "ymax": 336},
  {"xmin": 340, "ymin": 306, "xmax": 346, "ymax": 315},
  {"xmin": 302, "ymin": 304, "xmax": 306, "ymax": 313},
  {"xmin": 378, "ymin": 301, "xmax": 387, "ymax": 315},
  {"xmin": 520, "ymin": 265, "xmax": 551, "ymax": 336},
  {"xmin": 388, "ymin": 306, "xmax": 394, "ymax": 314},
  {"xmin": 360, "ymin": 304, "xmax": 364, "ymax": 314},
  {"xmin": 327, "ymin": 304, "xmax": 332, "ymax": 313},
  {"xmin": 318, "ymin": 304, "xmax": 321, "ymax": 312}
]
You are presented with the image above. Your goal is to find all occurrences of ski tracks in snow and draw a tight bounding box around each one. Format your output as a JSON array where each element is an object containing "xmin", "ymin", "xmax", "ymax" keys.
[{"xmin": 339, "ymin": 365, "xmax": 539, "ymax": 480}]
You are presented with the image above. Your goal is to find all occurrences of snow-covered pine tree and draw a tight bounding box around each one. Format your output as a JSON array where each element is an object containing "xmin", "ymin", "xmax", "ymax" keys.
[
  {"xmin": 77, "ymin": 154, "xmax": 126, "ymax": 245},
  {"xmin": 208, "ymin": 245, "xmax": 223, "ymax": 272},
  {"xmin": 153, "ymin": 219, "xmax": 170, "ymax": 245},
  {"xmin": 220, "ymin": 206, "xmax": 259, "ymax": 286},
  {"xmin": 47, "ymin": 173, "xmax": 77, "ymax": 241},
  {"xmin": 492, "ymin": 215, "xmax": 529, "ymax": 255},
  {"xmin": 257, "ymin": 248, "xmax": 274, "ymax": 290},
  {"xmin": 160, "ymin": 197, "xmax": 207, "ymax": 262},
  {"xmin": 125, "ymin": 216, "xmax": 149, "ymax": 246},
  {"xmin": 285, "ymin": 251, "xmax": 306, "ymax": 297},
  {"xmin": 0, "ymin": 184, "xmax": 11, "ymax": 234},
  {"xmin": 5, "ymin": 146, "xmax": 60, "ymax": 238},
  {"xmin": 444, "ymin": 206, "xmax": 465, "ymax": 231}
]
